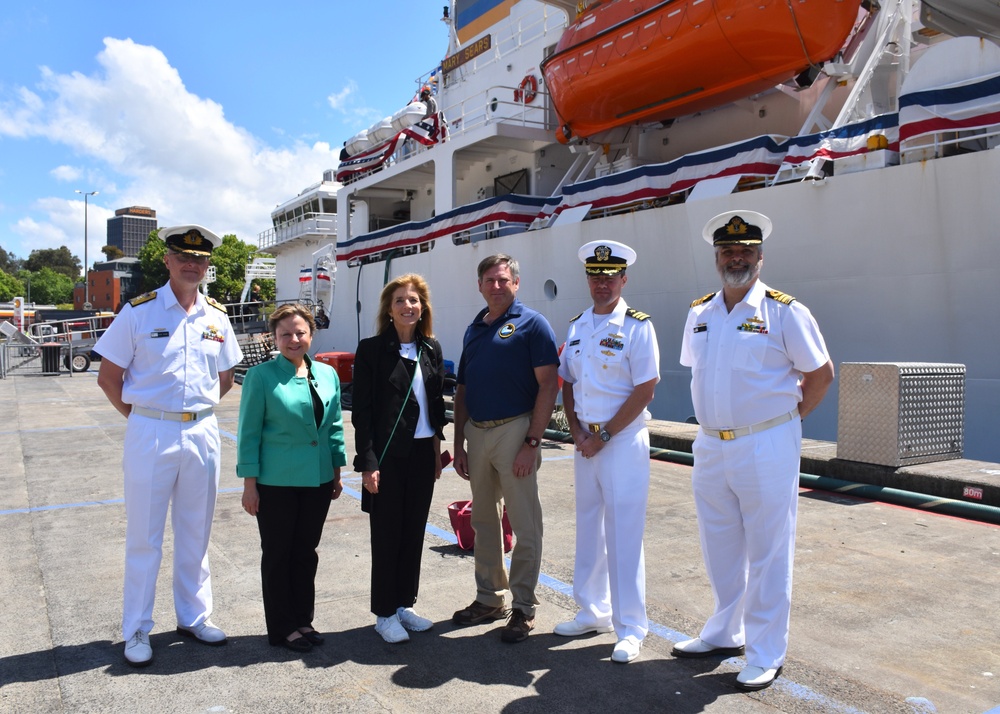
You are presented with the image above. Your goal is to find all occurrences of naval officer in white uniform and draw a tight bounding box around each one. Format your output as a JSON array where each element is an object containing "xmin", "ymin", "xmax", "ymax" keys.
[
  {"xmin": 675, "ymin": 211, "xmax": 834, "ymax": 690},
  {"xmin": 96, "ymin": 225, "xmax": 243, "ymax": 667},
  {"xmin": 553, "ymin": 240, "xmax": 660, "ymax": 664}
]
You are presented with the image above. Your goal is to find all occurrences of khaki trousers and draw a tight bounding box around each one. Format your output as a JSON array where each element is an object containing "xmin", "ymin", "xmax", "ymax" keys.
[{"xmin": 465, "ymin": 414, "xmax": 543, "ymax": 616}]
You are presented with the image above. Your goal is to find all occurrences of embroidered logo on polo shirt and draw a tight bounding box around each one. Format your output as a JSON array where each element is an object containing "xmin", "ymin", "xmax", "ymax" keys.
[{"xmin": 498, "ymin": 323, "xmax": 516, "ymax": 338}]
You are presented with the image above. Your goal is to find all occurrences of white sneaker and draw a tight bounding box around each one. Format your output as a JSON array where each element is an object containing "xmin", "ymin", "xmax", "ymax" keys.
[
  {"xmin": 176, "ymin": 619, "xmax": 227, "ymax": 646},
  {"xmin": 611, "ymin": 636, "xmax": 642, "ymax": 663},
  {"xmin": 375, "ymin": 614, "xmax": 410, "ymax": 643},
  {"xmin": 396, "ymin": 607, "xmax": 433, "ymax": 632},
  {"xmin": 553, "ymin": 618, "xmax": 614, "ymax": 637},
  {"xmin": 124, "ymin": 630, "xmax": 152, "ymax": 667}
]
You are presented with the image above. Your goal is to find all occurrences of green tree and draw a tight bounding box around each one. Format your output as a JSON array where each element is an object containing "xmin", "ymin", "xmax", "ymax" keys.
[
  {"xmin": 137, "ymin": 233, "xmax": 168, "ymax": 293},
  {"xmin": 18, "ymin": 268, "xmax": 74, "ymax": 305},
  {"xmin": 0, "ymin": 269, "xmax": 25, "ymax": 301},
  {"xmin": 207, "ymin": 234, "xmax": 261, "ymax": 302},
  {"xmin": 24, "ymin": 246, "xmax": 82, "ymax": 280},
  {"xmin": 0, "ymin": 246, "xmax": 21, "ymax": 274},
  {"xmin": 101, "ymin": 245, "xmax": 125, "ymax": 261}
]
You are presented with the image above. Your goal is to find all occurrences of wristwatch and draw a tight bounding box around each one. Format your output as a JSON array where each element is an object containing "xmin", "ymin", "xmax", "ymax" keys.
[
  {"xmin": 598, "ymin": 429, "xmax": 612, "ymax": 443},
  {"xmin": 524, "ymin": 436, "xmax": 540, "ymax": 448}
]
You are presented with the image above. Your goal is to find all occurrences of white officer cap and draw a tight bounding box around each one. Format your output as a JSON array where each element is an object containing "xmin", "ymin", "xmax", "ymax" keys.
[
  {"xmin": 161, "ymin": 225, "xmax": 222, "ymax": 256},
  {"xmin": 578, "ymin": 240, "xmax": 636, "ymax": 275},
  {"xmin": 702, "ymin": 211, "xmax": 772, "ymax": 246}
]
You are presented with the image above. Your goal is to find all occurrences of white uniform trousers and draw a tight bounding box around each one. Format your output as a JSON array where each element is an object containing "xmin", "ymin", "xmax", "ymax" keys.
[
  {"xmin": 571, "ymin": 419, "xmax": 649, "ymax": 641},
  {"xmin": 122, "ymin": 412, "xmax": 221, "ymax": 639},
  {"xmin": 690, "ymin": 417, "xmax": 801, "ymax": 669}
]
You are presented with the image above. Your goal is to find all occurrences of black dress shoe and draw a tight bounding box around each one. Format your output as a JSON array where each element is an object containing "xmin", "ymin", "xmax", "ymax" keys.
[
  {"xmin": 299, "ymin": 629, "xmax": 324, "ymax": 646},
  {"xmin": 281, "ymin": 635, "xmax": 312, "ymax": 652}
]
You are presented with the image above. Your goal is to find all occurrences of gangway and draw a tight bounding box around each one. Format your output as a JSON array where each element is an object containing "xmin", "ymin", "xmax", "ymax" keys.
[{"xmin": 1, "ymin": 314, "xmax": 112, "ymax": 375}]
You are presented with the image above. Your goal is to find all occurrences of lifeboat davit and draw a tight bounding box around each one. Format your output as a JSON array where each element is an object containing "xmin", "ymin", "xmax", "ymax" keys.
[{"xmin": 541, "ymin": 0, "xmax": 864, "ymax": 142}]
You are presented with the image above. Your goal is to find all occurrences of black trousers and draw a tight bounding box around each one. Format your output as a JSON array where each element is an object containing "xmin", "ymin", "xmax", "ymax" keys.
[
  {"xmin": 256, "ymin": 481, "xmax": 333, "ymax": 644},
  {"xmin": 368, "ymin": 437, "xmax": 436, "ymax": 617}
]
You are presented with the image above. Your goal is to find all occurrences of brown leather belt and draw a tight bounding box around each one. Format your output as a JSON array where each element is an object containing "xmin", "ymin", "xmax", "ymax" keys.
[{"xmin": 470, "ymin": 412, "xmax": 529, "ymax": 429}]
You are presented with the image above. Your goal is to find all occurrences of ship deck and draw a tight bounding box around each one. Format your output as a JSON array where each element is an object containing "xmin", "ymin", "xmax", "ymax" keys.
[{"xmin": 2, "ymin": 372, "xmax": 999, "ymax": 713}]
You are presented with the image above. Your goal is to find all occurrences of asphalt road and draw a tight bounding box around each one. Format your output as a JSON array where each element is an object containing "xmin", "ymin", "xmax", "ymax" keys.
[{"xmin": 2, "ymin": 374, "xmax": 998, "ymax": 713}]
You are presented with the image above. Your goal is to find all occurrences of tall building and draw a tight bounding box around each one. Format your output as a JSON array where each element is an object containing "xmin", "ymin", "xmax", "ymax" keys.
[{"xmin": 107, "ymin": 206, "xmax": 157, "ymax": 257}]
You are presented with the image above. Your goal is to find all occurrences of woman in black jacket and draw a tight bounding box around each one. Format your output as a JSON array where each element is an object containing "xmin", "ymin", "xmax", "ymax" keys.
[{"xmin": 352, "ymin": 273, "xmax": 447, "ymax": 643}]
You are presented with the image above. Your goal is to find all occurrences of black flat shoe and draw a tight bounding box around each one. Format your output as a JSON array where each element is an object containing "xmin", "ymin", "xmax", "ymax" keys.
[
  {"xmin": 299, "ymin": 629, "xmax": 324, "ymax": 646},
  {"xmin": 281, "ymin": 635, "xmax": 312, "ymax": 652}
]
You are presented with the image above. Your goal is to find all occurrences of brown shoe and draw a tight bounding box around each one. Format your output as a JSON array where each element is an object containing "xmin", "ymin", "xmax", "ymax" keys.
[
  {"xmin": 501, "ymin": 608, "xmax": 534, "ymax": 643},
  {"xmin": 452, "ymin": 600, "xmax": 508, "ymax": 626}
]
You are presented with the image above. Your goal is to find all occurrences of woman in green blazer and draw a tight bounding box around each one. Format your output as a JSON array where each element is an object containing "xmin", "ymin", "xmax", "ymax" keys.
[{"xmin": 237, "ymin": 303, "xmax": 347, "ymax": 652}]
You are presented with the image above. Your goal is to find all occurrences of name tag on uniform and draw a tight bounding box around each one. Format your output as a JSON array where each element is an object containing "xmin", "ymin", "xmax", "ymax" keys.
[
  {"xmin": 150, "ymin": 329, "xmax": 169, "ymax": 338},
  {"xmin": 693, "ymin": 323, "xmax": 707, "ymax": 333},
  {"xmin": 569, "ymin": 339, "xmax": 580, "ymax": 346}
]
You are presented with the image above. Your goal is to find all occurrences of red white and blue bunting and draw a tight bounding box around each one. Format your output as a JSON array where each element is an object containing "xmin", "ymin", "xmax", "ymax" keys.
[{"xmin": 336, "ymin": 80, "xmax": 1000, "ymax": 262}]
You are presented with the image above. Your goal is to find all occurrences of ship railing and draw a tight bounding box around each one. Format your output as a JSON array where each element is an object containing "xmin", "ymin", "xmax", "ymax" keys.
[
  {"xmin": 900, "ymin": 124, "xmax": 1000, "ymax": 164},
  {"xmin": 258, "ymin": 214, "xmax": 337, "ymax": 251},
  {"xmin": 439, "ymin": 89, "xmax": 552, "ymax": 143}
]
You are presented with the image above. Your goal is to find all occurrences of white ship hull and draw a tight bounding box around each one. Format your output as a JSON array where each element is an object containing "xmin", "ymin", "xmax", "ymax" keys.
[{"xmin": 260, "ymin": 1, "xmax": 1000, "ymax": 461}]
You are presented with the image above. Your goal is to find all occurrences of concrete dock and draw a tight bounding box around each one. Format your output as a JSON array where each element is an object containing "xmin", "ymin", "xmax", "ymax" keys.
[{"xmin": 2, "ymin": 372, "xmax": 999, "ymax": 713}]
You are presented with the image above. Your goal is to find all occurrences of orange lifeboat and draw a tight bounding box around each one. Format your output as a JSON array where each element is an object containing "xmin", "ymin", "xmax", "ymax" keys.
[{"xmin": 541, "ymin": 0, "xmax": 864, "ymax": 142}]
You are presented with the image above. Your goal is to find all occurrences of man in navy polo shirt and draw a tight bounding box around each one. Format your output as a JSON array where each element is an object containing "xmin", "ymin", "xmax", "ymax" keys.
[{"xmin": 452, "ymin": 254, "xmax": 559, "ymax": 643}]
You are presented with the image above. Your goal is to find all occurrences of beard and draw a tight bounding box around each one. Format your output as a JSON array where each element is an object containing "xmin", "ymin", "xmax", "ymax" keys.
[{"xmin": 717, "ymin": 258, "xmax": 761, "ymax": 288}]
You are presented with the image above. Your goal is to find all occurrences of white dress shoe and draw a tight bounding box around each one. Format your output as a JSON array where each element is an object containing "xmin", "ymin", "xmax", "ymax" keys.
[
  {"xmin": 611, "ymin": 636, "xmax": 642, "ymax": 663},
  {"xmin": 736, "ymin": 665, "xmax": 783, "ymax": 691},
  {"xmin": 553, "ymin": 619, "xmax": 614, "ymax": 637},
  {"xmin": 375, "ymin": 614, "xmax": 410, "ymax": 643},
  {"xmin": 176, "ymin": 619, "xmax": 227, "ymax": 646},
  {"xmin": 671, "ymin": 637, "xmax": 744, "ymax": 658},
  {"xmin": 124, "ymin": 630, "xmax": 152, "ymax": 667},
  {"xmin": 396, "ymin": 607, "xmax": 433, "ymax": 632}
]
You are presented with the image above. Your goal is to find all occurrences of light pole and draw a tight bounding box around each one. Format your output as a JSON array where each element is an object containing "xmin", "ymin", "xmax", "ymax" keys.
[{"xmin": 75, "ymin": 189, "xmax": 99, "ymax": 310}]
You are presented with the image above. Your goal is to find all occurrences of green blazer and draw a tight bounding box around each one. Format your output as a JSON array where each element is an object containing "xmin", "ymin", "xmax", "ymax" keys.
[{"xmin": 237, "ymin": 354, "xmax": 347, "ymax": 486}]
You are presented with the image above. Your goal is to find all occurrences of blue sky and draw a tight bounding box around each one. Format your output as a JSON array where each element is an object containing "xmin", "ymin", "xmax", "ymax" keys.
[{"xmin": 0, "ymin": 1, "xmax": 450, "ymax": 266}]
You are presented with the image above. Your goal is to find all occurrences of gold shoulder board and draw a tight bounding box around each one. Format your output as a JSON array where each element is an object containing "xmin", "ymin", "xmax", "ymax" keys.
[
  {"xmin": 128, "ymin": 291, "xmax": 156, "ymax": 307},
  {"xmin": 689, "ymin": 292, "xmax": 716, "ymax": 308},
  {"xmin": 569, "ymin": 312, "xmax": 583, "ymax": 323},
  {"xmin": 206, "ymin": 296, "xmax": 228, "ymax": 313},
  {"xmin": 625, "ymin": 307, "xmax": 650, "ymax": 321},
  {"xmin": 765, "ymin": 289, "xmax": 796, "ymax": 305}
]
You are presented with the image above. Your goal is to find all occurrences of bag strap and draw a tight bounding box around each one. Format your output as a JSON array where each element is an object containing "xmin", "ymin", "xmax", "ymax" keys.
[{"xmin": 377, "ymin": 344, "xmax": 422, "ymax": 466}]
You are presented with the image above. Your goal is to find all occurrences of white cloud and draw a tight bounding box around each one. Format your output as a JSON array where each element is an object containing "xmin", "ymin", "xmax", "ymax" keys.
[
  {"xmin": 327, "ymin": 79, "xmax": 385, "ymax": 128},
  {"xmin": 327, "ymin": 82, "xmax": 356, "ymax": 112},
  {"xmin": 2, "ymin": 37, "xmax": 338, "ymax": 252},
  {"xmin": 51, "ymin": 165, "xmax": 82, "ymax": 182}
]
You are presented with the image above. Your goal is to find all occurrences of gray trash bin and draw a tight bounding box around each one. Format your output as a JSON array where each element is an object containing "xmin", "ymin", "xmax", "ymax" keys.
[{"xmin": 40, "ymin": 343, "xmax": 61, "ymax": 374}]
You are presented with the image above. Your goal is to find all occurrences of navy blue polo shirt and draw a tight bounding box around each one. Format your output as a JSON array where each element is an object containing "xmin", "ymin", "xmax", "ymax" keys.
[{"xmin": 457, "ymin": 298, "xmax": 558, "ymax": 422}]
